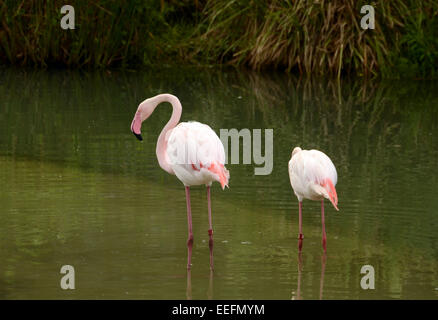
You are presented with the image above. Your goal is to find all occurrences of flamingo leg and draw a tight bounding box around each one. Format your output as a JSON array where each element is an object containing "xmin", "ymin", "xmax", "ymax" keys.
[
  {"xmin": 185, "ymin": 186, "xmax": 193, "ymax": 269},
  {"xmin": 296, "ymin": 251, "xmax": 303, "ymax": 300},
  {"xmin": 319, "ymin": 252, "xmax": 327, "ymax": 300},
  {"xmin": 298, "ymin": 201, "xmax": 303, "ymax": 251},
  {"xmin": 186, "ymin": 269, "xmax": 192, "ymax": 300},
  {"xmin": 208, "ymin": 269, "xmax": 214, "ymax": 300},
  {"xmin": 207, "ymin": 186, "xmax": 214, "ymax": 270},
  {"xmin": 321, "ymin": 200, "xmax": 327, "ymax": 251}
]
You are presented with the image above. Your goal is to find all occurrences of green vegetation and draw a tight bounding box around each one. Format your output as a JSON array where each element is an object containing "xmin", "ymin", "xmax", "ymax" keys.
[{"xmin": 1, "ymin": 0, "xmax": 437, "ymax": 77}]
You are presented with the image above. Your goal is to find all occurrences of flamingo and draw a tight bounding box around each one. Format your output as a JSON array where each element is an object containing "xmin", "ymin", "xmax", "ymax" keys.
[
  {"xmin": 288, "ymin": 147, "xmax": 338, "ymax": 251},
  {"xmin": 130, "ymin": 93, "xmax": 229, "ymax": 270}
]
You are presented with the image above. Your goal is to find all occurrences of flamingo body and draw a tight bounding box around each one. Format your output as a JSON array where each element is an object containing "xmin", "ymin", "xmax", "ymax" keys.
[
  {"xmin": 288, "ymin": 147, "xmax": 339, "ymax": 251},
  {"xmin": 167, "ymin": 121, "xmax": 229, "ymax": 188},
  {"xmin": 288, "ymin": 147, "xmax": 338, "ymax": 208}
]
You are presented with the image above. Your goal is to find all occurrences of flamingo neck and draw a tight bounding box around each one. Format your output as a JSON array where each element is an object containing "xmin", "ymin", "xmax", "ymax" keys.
[{"xmin": 153, "ymin": 94, "xmax": 182, "ymax": 174}]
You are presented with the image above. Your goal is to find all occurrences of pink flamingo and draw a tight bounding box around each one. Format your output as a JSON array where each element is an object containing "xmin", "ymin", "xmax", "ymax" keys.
[
  {"xmin": 288, "ymin": 147, "xmax": 338, "ymax": 251},
  {"xmin": 130, "ymin": 94, "xmax": 229, "ymax": 270}
]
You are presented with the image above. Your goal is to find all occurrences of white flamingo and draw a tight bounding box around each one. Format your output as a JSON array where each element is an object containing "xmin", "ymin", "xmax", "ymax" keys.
[
  {"xmin": 288, "ymin": 147, "xmax": 338, "ymax": 251},
  {"xmin": 130, "ymin": 94, "xmax": 229, "ymax": 270}
]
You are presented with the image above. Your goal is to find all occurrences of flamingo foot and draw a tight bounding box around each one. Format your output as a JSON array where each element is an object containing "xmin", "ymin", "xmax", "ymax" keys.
[
  {"xmin": 208, "ymin": 230, "xmax": 214, "ymax": 246},
  {"xmin": 187, "ymin": 235, "xmax": 194, "ymax": 247},
  {"xmin": 187, "ymin": 235, "xmax": 193, "ymax": 269},
  {"xmin": 322, "ymin": 237, "xmax": 327, "ymax": 252}
]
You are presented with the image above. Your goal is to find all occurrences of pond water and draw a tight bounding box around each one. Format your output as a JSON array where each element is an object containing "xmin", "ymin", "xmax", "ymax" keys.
[{"xmin": 0, "ymin": 67, "xmax": 437, "ymax": 299}]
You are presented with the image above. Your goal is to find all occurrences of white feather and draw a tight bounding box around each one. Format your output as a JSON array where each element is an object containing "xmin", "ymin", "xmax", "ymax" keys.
[
  {"xmin": 288, "ymin": 148, "xmax": 337, "ymax": 202},
  {"xmin": 166, "ymin": 121, "xmax": 227, "ymax": 186}
]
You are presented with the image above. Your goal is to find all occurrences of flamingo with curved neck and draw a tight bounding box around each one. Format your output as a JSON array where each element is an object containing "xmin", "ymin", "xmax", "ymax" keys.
[
  {"xmin": 131, "ymin": 94, "xmax": 229, "ymax": 270},
  {"xmin": 131, "ymin": 94, "xmax": 181, "ymax": 174}
]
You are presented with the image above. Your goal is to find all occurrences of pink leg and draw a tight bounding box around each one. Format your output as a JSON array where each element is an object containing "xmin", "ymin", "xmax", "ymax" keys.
[
  {"xmin": 185, "ymin": 186, "xmax": 193, "ymax": 269},
  {"xmin": 321, "ymin": 200, "xmax": 327, "ymax": 251},
  {"xmin": 319, "ymin": 252, "xmax": 327, "ymax": 300},
  {"xmin": 186, "ymin": 269, "xmax": 192, "ymax": 300},
  {"xmin": 208, "ymin": 269, "xmax": 214, "ymax": 300},
  {"xmin": 296, "ymin": 251, "xmax": 303, "ymax": 300},
  {"xmin": 298, "ymin": 201, "xmax": 303, "ymax": 251},
  {"xmin": 207, "ymin": 186, "xmax": 214, "ymax": 270}
]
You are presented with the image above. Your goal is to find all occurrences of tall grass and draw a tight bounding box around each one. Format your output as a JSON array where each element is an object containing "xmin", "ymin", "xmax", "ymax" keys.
[
  {"xmin": 187, "ymin": 0, "xmax": 438, "ymax": 77},
  {"xmin": 1, "ymin": 0, "xmax": 437, "ymax": 77},
  {"xmin": 0, "ymin": 0, "xmax": 196, "ymax": 68}
]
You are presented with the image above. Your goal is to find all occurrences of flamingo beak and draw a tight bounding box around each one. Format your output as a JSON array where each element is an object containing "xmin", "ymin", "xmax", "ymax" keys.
[
  {"xmin": 132, "ymin": 131, "xmax": 143, "ymax": 141},
  {"xmin": 131, "ymin": 111, "xmax": 143, "ymax": 141}
]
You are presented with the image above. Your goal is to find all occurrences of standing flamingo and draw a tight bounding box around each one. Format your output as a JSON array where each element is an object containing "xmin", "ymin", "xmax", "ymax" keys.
[
  {"xmin": 288, "ymin": 147, "xmax": 338, "ymax": 251},
  {"xmin": 130, "ymin": 94, "xmax": 229, "ymax": 270}
]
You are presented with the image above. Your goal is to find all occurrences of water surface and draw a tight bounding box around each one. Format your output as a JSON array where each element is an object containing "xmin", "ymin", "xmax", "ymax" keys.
[{"xmin": 0, "ymin": 67, "xmax": 437, "ymax": 299}]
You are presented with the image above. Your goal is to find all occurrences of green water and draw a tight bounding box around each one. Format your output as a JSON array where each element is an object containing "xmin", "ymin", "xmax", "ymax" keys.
[{"xmin": 0, "ymin": 67, "xmax": 437, "ymax": 299}]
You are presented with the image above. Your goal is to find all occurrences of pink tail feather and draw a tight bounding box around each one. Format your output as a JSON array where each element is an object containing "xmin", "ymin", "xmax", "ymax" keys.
[
  {"xmin": 208, "ymin": 162, "xmax": 229, "ymax": 190},
  {"xmin": 322, "ymin": 179, "xmax": 338, "ymax": 211}
]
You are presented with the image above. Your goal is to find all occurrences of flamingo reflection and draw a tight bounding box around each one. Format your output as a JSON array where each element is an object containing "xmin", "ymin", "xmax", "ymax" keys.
[
  {"xmin": 186, "ymin": 269, "xmax": 214, "ymax": 300},
  {"xmin": 292, "ymin": 252, "xmax": 327, "ymax": 300},
  {"xmin": 186, "ymin": 269, "xmax": 192, "ymax": 300}
]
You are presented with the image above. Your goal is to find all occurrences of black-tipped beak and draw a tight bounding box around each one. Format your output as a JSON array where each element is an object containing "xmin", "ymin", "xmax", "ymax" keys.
[{"xmin": 132, "ymin": 131, "xmax": 143, "ymax": 141}]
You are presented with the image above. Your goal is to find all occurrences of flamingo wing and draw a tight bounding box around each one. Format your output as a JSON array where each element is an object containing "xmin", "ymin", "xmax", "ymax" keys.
[
  {"xmin": 289, "ymin": 149, "xmax": 338, "ymax": 209},
  {"xmin": 166, "ymin": 121, "xmax": 229, "ymax": 188}
]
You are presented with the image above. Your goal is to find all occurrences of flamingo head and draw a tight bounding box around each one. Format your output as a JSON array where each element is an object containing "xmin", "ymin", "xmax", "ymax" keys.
[
  {"xmin": 292, "ymin": 147, "xmax": 302, "ymax": 157},
  {"xmin": 130, "ymin": 99, "xmax": 155, "ymax": 141}
]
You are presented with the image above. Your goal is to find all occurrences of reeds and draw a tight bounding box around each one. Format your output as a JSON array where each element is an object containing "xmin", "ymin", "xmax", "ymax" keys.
[
  {"xmin": 188, "ymin": 0, "xmax": 438, "ymax": 77},
  {"xmin": 1, "ymin": 0, "xmax": 437, "ymax": 77},
  {"xmin": 0, "ymin": 0, "xmax": 190, "ymax": 68}
]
